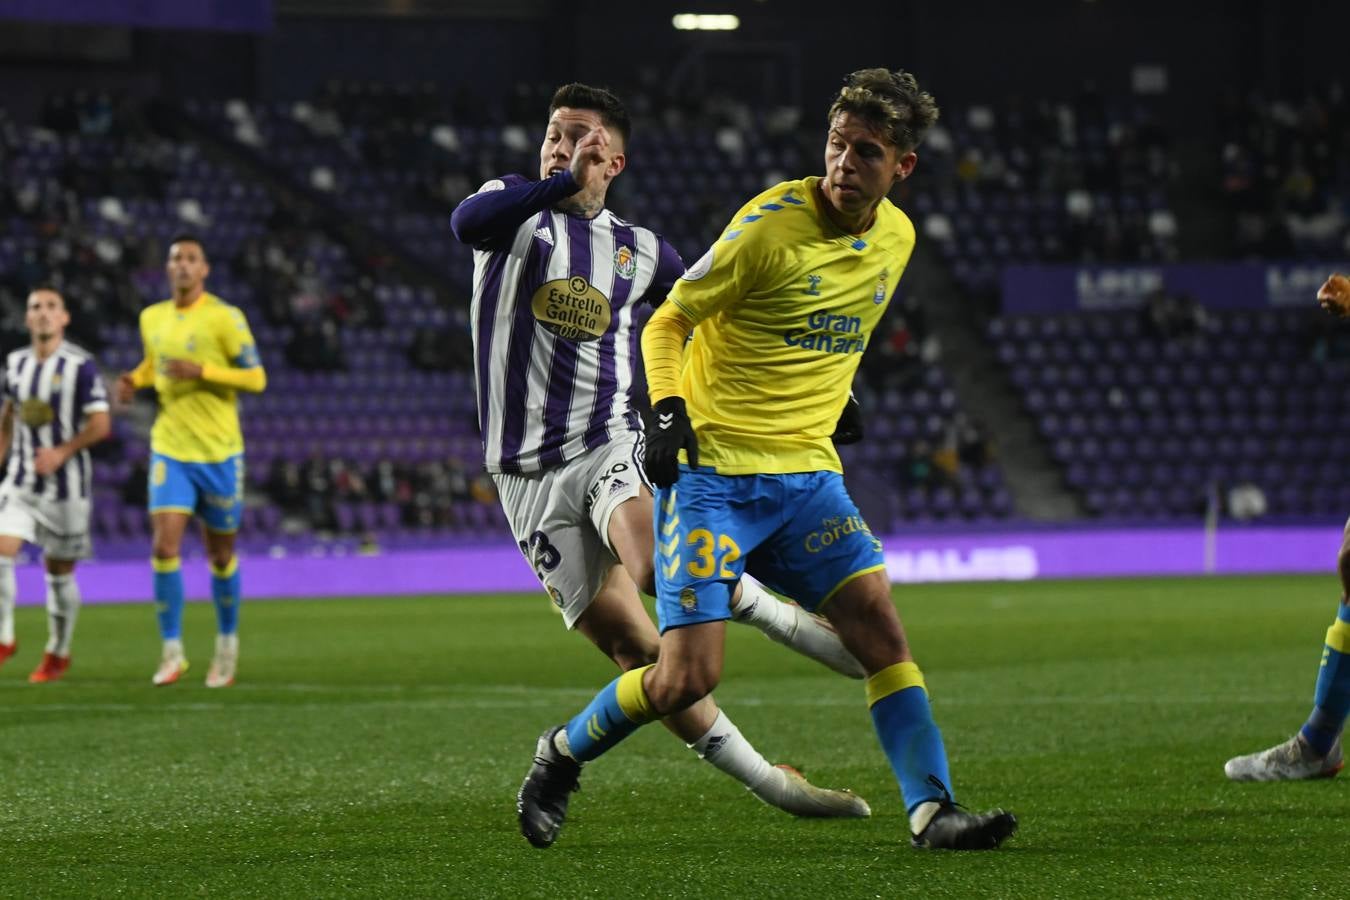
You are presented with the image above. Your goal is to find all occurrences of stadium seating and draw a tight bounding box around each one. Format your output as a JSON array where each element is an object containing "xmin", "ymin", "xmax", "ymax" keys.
[
  {"xmin": 906, "ymin": 95, "xmax": 1180, "ymax": 301},
  {"xmin": 989, "ymin": 306, "xmax": 1350, "ymax": 522},
  {"xmin": 0, "ymin": 89, "xmax": 1015, "ymax": 557}
]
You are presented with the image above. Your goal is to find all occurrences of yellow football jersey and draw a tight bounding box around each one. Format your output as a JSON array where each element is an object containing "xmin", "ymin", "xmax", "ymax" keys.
[
  {"xmin": 135, "ymin": 292, "xmax": 263, "ymax": 463},
  {"xmin": 666, "ymin": 176, "xmax": 915, "ymax": 475}
]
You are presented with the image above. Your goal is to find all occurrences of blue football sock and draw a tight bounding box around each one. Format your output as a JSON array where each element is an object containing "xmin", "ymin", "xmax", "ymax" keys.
[
  {"xmin": 152, "ymin": 556, "xmax": 184, "ymax": 640},
  {"xmin": 867, "ymin": 661, "xmax": 953, "ymax": 814},
  {"xmin": 1300, "ymin": 602, "xmax": 1350, "ymax": 756},
  {"xmin": 210, "ymin": 556, "xmax": 241, "ymax": 635},
  {"xmin": 562, "ymin": 665, "xmax": 660, "ymax": 762}
]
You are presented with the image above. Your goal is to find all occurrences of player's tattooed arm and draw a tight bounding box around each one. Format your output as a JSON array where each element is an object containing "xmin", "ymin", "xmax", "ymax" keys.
[{"xmin": 451, "ymin": 174, "xmax": 581, "ymax": 246}]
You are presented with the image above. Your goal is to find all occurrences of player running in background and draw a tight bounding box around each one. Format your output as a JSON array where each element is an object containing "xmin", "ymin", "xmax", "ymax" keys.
[
  {"xmin": 0, "ymin": 287, "xmax": 110, "ymax": 683},
  {"xmin": 1225, "ymin": 272, "xmax": 1350, "ymax": 781},
  {"xmin": 452, "ymin": 83, "xmax": 870, "ymax": 840},
  {"xmin": 518, "ymin": 69, "xmax": 1017, "ymax": 851},
  {"xmin": 115, "ymin": 236, "xmax": 266, "ymax": 688}
]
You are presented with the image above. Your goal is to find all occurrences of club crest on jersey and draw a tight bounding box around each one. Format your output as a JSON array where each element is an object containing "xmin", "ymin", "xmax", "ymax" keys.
[
  {"xmin": 613, "ymin": 245, "xmax": 637, "ymax": 280},
  {"xmin": 19, "ymin": 398, "xmax": 53, "ymax": 427},
  {"xmin": 680, "ymin": 588, "xmax": 698, "ymax": 612},
  {"xmin": 531, "ymin": 275, "xmax": 613, "ymax": 342},
  {"xmin": 874, "ymin": 269, "xmax": 889, "ymax": 304}
]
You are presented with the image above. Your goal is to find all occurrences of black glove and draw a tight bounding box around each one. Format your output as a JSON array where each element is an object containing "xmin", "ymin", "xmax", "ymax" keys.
[
  {"xmin": 831, "ymin": 393, "xmax": 864, "ymax": 446},
  {"xmin": 645, "ymin": 397, "xmax": 699, "ymax": 488}
]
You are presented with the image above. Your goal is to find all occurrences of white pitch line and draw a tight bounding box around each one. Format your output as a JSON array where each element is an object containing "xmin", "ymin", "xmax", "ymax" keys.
[{"xmin": 0, "ymin": 690, "xmax": 1284, "ymax": 716}]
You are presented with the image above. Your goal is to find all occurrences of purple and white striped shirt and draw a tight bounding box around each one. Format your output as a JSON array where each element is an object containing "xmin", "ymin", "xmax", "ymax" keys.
[
  {"xmin": 453, "ymin": 172, "xmax": 685, "ymax": 474},
  {"xmin": 1, "ymin": 342, "xmax": 108, "ymax": 501}
]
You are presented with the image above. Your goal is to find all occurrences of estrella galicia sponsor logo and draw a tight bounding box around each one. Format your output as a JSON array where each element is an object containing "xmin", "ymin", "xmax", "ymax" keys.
[
  {"xmin": 1075, "ymin": 268, "xmax": 1163, "ymax": 310},
  {"xmin": 19, "ymin": 397, "xmax": 53, "ymax": 427},
  {"xmin": 804, "ymin": 514, "xmax": 881, "ymax": 554},
  {"xmin": 530, "ymin": 275, "xmax": 612, "ymax": 341},
  {"xmin": 783, "ymin": 310, "xmax": 865, "ymax": 354}
]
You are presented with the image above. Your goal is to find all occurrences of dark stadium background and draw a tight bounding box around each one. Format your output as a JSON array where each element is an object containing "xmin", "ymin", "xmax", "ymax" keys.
[{"xmin": 0, "ymin": 0, "xmax": 1347, "ymax": 596}]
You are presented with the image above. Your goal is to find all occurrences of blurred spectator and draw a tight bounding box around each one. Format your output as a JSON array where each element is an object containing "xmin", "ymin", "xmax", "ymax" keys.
[
  {"xmin": 122, "ymin": 460, "xmax": 149, "ymax": 509},
  {"xmin": 266, "ymin": 460, "xmax": 307, "ymax": 517},
  {"xmin": 1143, "ymin": 289, "xmax": 1207, "ymax": 341},
  {"xmin": 899, "ymin": 441, "xmax": 936, "ymax": 488},
  {"xmin": 1226, "ymin": 483, "xmax": 1268, "ymax": 522},
  {"xmin": 408, "ymin": 323, "xmax": 472, "ymax": 372},
  {"xmin": 955, "ymin": 415, "xmax": 991, "ymax": 468},
  {"xmin": 286, "ymin": 319, "xmax": 345, "ymax": 370}
]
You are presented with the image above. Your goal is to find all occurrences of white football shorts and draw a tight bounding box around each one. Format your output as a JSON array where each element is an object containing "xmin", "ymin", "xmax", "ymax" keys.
[
  {"xmin": 0, "ymin": 488, "xmax": 93, "ymax": 560},
  {"xmin": 493, "ymin": 432, "xmax": 650, "ymax": 628}
]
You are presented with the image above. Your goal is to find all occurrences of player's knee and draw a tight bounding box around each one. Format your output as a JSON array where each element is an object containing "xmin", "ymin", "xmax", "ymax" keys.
[
  {"xmin": 647, "ymin": 664, "xmax": 718, "ymax": 714},
  {"xmin": 609, "ymin": 637, "xmax": 660, "ymax": 671},
  {"xmin": 43, "ymin": 559, "xmax": 76, "ymax": 576},
  {"xmin": 207, "ymin": 547, "xmax": 234, "ymax": 570},
  {"xmin": 151, "ymin": 537, "xmax": 179, "ymax": 560}
]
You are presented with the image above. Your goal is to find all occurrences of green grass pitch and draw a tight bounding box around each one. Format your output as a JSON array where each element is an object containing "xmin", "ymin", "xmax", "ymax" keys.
[{"xmin": 1, "ymin": 575, "xmax": 1345, "ymax": 898}]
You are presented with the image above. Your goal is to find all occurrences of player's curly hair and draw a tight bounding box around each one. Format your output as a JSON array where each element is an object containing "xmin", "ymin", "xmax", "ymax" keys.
[
  {"xmin": 829, "ymin": 68, "xmax": 940, "ymax": 153},
  {"xmin": 549, "ymin": 83, "xmax": 631, "ymax": 145}
]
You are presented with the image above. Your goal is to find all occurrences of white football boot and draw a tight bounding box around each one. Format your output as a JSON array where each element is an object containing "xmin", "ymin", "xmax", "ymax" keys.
[
  {"xmin": 1224, "ymin": 734, "xmax": 1344, "ymax": 781},
  {"xmin": 205, "ymin": 634, "xmax": 238, "ymax": 688},
  {"xmin": 152, "ymin": 640, "xmax": 188, "ymax": 686},
  {"xmin": 752, "ymin": 764, "xmax": 872, "ymax": 818}
]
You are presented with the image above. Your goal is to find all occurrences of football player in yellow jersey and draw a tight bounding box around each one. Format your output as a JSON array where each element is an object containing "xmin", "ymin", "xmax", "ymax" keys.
[
  {"xmin": 519, "ymin": 69, "xmax": 1016, "ymax": 851},
  {"xmin": 115, "ymin": 236, "xmax": 266, "ymax": 688}
]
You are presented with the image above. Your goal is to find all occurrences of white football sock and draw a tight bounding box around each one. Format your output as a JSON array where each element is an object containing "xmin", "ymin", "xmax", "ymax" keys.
[
  {"xmin": 687, "ymin": 710, "xmax": 777, "ymax": 795},
  {"xmin": 910, "ymin": 800, "xmax": 942, "ymax": 836},
  {"xmin": 163, "ymin": 637, "xmax": 185, "ymax": 659},
  {"xmin": 730, "ymin": 578, "xmax": 793, "ymax": 633},
  {"xmin": 0, "ymin": 557, "xmax": 15, "ymax": 645},
  {"xmin": 730, "ymin": 578, "xmax": 865, "ymax": 679},
  {"xmin": 44, "ymin": 572, "xmax": 80, "ymax": 657}
]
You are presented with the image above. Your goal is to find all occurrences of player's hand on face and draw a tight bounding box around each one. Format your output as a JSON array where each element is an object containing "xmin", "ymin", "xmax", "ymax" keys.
[
  {"xmin": 163, "ymin": 359, "xmax": 204, "ymax": 380},
  {"xmin": 33, "ymin": 446, "xmax": 68, "ymax": 476},
  {"xmin": 644, "ymin": 397, "xmax": 698, "ymax": 489},
  {"xmin": 569, "ymin": 127, "xmax": 611, "ymax": 192},
  {"xmin": 1317, "ymin": 273, "xmax": 1350, "ymax": 317},
  {"xmin": 115, "ymin": 372, "xmax": 138, "ymax": 404}
]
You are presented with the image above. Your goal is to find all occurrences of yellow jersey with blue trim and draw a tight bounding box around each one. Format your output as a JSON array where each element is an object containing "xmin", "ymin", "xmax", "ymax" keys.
[
  {"xmin": 138, "ymin": 292, "xmax": 262, "ymax": 463},
  {"xmin": 666, "ymin": 176, "xmax": 915, "ymax": 475}
]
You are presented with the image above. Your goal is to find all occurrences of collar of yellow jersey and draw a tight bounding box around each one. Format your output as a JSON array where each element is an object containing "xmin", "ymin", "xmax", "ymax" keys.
[{"xmin": 172, "ymin": 291, "xmax": 211, "ymax": 314}]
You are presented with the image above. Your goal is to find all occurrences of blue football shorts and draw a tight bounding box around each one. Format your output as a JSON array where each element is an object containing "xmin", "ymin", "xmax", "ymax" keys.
[
  {"xmin": 652, "ymin": 466, "xmax": 886, "ymax": 633},
  {"xmin": 148, "ymin": 452, "xmax": 244, "ymax": 533}
]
